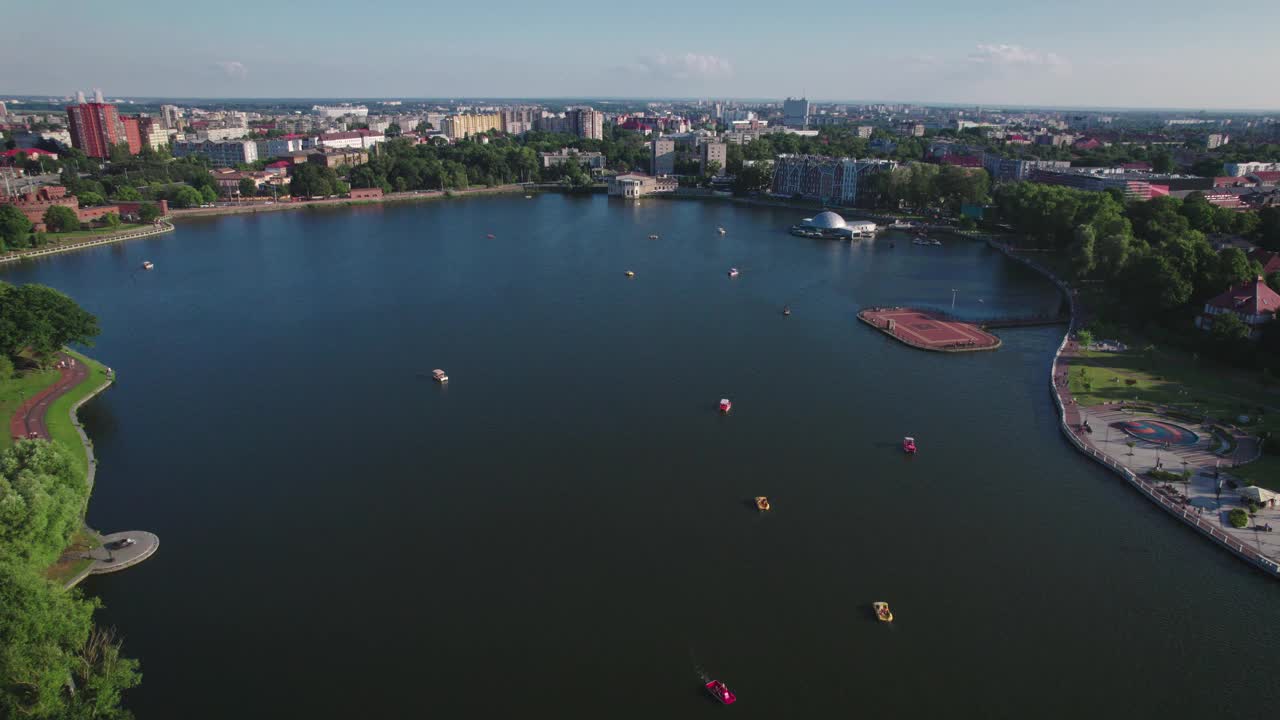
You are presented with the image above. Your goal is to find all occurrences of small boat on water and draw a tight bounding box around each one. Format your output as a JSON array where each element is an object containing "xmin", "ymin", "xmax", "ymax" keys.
[
  {"xmin": 755, "ymin": 496, "xmax": 771, "ymax": 512},
  {"xmin": 524, "ymin": 195, "xmax": 533, "ymax": 199},
  {"xmin": 432, "ymin": 369, "xmax": 449, "ymax": 383},
  {"xmin": 903, "ymin": 436, "xmax": 917, "ymax": 454},
  {"xmin": 625, "ymin": 270, "xmax": 636, "ymax": 278},
  {"xmin": 930, "ymin": 239, "xmax": 942, "ymax": 246},
  {"xmin": 719, "ymin": 398, "xmax": 732, "ymax": 414},
  {"xmin": 486, "ymin": 233, "xmax": 496, "ymax": 239},
  {"xmin": 782, "ymin": 305, "xmax": 791, "ymax": 316},
  {"xmin": 728, "ymin": 268, "xmax": 740, "ymax": 278},
  {"xmin": 648, "ymin": 234, "xmax": 659, "ymax": 240},
  {"xmin": 705, "ymin": 680, "xmax": 737, "ymax": 705},
  {"xmin": 912, "ymin": 239, "xmax": 930, "ymax": 246},
  {"xmin": 873, "ymin": 601, "xmax": 894, "ymax": 623},
  {"xmin": 717, "ymin": 226, "xmax": 727, "ymax": 235},
  {"xmin": 141, "ymin": 261, "xmax": 154, "ymax": 270}
]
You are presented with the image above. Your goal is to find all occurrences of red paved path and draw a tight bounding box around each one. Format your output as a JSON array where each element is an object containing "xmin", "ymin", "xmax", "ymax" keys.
[
  {"xmin": 859, "ymin": 307, "xmax": 1000, "ymax": 352},
  {"xmin": 9, "ymin": 353, "xmax": 87, "ymax": 441}
]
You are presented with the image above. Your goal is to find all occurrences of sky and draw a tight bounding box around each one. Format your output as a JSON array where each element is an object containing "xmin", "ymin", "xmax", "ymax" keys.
[{"xmin": 4, "ymin": 0, "xmax": 1279, "ymax": 110}]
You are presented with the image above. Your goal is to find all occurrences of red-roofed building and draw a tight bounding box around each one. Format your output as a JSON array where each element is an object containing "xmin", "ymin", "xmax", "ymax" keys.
[
  {"xmin": 1215, "ymin": 176, "xmax": 1249, "ymax": 187},
  {"xmin": 1195, "ymin": 276, "xmax": 1280, "ymax": 339},
  {"xmin": 1121, "ymin": 161, "xmax": 1153, "ymax": 172},
  {"xmin": 1, "ymin": 148, "xmax": 59, "ymax": 164},
  {"xmin": 1073, "ymin": 138, "xmax": 1102, "ymax": 151},
  {"xmin": 1249, "ymin": 171, "xmax": 1280, "ymax": 184},
  {"xmin": 1248, "ymin": 249, "xmax": 1280, "ymax": 275}
]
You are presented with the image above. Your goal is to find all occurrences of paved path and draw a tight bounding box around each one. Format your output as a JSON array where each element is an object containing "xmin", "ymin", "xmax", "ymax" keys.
[
  {"xmin": 84, "ymin": 531, "xmax": 160, "ymax": 576},
  {"xmin": 9, "ymin": 353, "xmax": 87, "ymax": 441}
]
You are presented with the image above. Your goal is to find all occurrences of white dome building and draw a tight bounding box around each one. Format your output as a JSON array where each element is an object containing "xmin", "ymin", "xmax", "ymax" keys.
[{"xmin": 791, "ymin": 211, "xmax": 876, "ymax": 239}]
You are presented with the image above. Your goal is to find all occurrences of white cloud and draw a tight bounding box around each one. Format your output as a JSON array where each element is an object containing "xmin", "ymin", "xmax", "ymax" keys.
[
  {"xmin": 968, "ymin": 44, "xmax": 1069, "ymax": 73},
  {"xmin": 215, "ymin": 60, "xmax": 248, "ymax": 80},
  {"xmin": 620, "ymin": 53, "xmax": 733, "ymax": 81}
]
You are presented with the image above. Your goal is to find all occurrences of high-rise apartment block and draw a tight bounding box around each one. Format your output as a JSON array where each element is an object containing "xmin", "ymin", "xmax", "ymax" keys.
[
  {"xmin": 67, "ymin": 102, "xmax": 121, "ymax": 158},
  {"xmin": 120, "ymin": 116, "xmax": 143, "ymax": 155},
  {"xmin": 783, "ymin": 97, "xmax": 810, "ymax": 129},
  {"xmin": 568, "ymin": 107, "xmax": 604, "ymax": 140},
  {"xmin": 651, "ymin": 138, "xmax": 675, "ymax": 175},
  {"xmin": 701, "ymin": 141, "xmax": 727, "ymax": 175},
  {"xmin": 161, "ymin": 104, "xmax": 182, "ymax": 130},
  {"xmin": 443, "ymin": 113, "xmax": 502, "ymax": 140}
]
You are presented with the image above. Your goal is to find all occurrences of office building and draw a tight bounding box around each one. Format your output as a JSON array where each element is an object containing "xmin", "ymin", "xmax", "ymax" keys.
[
  {"xmin": 783, "ymin": 97, "xmax": 809, "ymax": 129},
  {"xmin": 172, "ymin": 139, "xmax": 258, "ymax": 167},
  {"xmin": 651, "ymin": 138, "xmax": 675, "ymax": 176},
  {"xmin": 983, "ymin": 156, "xmax": 1071, "ymax": 181},
  {"xmin": 771, "ymin": 154, "xmax": 895, "ymax": 205},
  {"xmin": 66, "ymin": 101, "xmax": 120, "ymax": 158},
  {"xmin": 307, "ymin": 148, "xmax": 369, "ymax": 168}
]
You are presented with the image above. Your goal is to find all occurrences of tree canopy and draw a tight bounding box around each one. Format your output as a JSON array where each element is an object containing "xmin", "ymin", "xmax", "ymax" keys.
[{"xmin": 0, "ymin": 283, "xmax": 100, "ymax": 362}]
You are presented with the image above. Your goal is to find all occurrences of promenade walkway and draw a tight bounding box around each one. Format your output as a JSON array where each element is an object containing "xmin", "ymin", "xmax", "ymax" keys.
[
  {"xmin": 0, "ymin": 220, "xmax": 174, "ymax": 265},
  {"xmin": 8, "ymin": 353, "xmax": 87, "ymax": 441},
  {"xmin": 858, "ymin": 307, "xmax": 1001, "ymax": 352}
]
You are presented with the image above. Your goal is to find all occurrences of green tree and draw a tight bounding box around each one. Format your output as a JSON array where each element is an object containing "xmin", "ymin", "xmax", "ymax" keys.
[
  {"xmin": 1071, "ymin": 225, "xmax": 1097, "ymax": 278},
  {"xmin": 199, "ymin": 186, "xmax": 217, "ymax": 204},
  {"xmin": 42, "ymin": 205, "xmax": 80, "ymax": 233},
  {"xmin": 1151, "ymin": 151, "xmax": 1174, "ymax": 173},
  {"xmin": 0, "ymin": 283, "xmax": 100, "ymax": 361},
  {"xmin": 1215, "ymin": 247, "xmax": 1255, "ymax": 289},
  {"xmin": 170, "ymin": 186, "xmax": 202, "ymax": 209},
  {"xmin": 1190, "ymin": 158, "xmax": 1225, "ymax": 178},
  {"xmin": 138, "ymin": 204, "xmax": 161, "ymax": 223},
  {"xmin": 730, "ymin": 162, "xmax": 773, "ymax": 194},
  {"xmin": 113, "ymin": 186, "xmax": 141, "ymax": 201},
  {"xmin": 1209, "ymin": 312, "xmax": 1252, "ymax": 349},
  {"xmin": 0, "ymin": 205, "xmax": 33, "ymax": 250},
  {"xmin": 238, "ymin": 178, "xmax": 257, "ymax": 197},
  {"xmin": 100, "ymin": 212, "xmax": 121, "ymax": 229},
  {"xmin": 76, "ymin": 191, "xmax": 106, "ymax": 208},
  {"xmin": 1268, "ymin": 271, "xmax": 1280, "ymax": 295}
]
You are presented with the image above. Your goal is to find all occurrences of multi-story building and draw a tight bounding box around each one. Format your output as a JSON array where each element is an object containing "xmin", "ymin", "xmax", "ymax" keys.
[
  {"xmin": 317, "ymin": 130, "xmax": 386, "ymax": 150},
  {"xmin": 194, "ymin": 127, "xmax": 251, "ymax": 142},
  {"xmin": 134, "ymin": 116, "xmax": 168, "ymax": 151},
  {"xmin": 313, "ymin": 104, "xmax": 369, "ymax": 118},
  {"xmin": 651, "ymin": 138, "xmax": 675, "ymax": 176},
  {"xmin": 701, "ymin": 141, "xmax": 727, "ymax": 175},
  {"xmin": 66, "ymin": 102, "xmax": 120, "ymax": 158},
  {"xmin": 568, "ymin": 107, "xmax": 604, "ymax": 140},
  {"xmin": 783, "ymin": 97, "xmax": 809, "ymax": 129},
  {"xmin": 607, "ymin": 173, "xmax": 678, "ymax": 198},
  {"xmin": 172, "ymin": 139, "xmax": 258, "ymax": 167},
  {"xmin": 1195, "ymin": 277, "xmax": 1279, "ymax": 340},
  {"xmin": 1225, "ymin": 161, "xmax": 1280, "ymax": 177},
  {"xmin": 160, "ymin": 104, "xmax": 182, "ymax": 130},
  {"xmin": 538, "ymin": 148, "xmax": 607, "ymax": 171},
  {"xmin": 771, "ymin": 154, "xmax": 896, "ymax": 205},
  {"xmin": 982, "ymin": 156, "xmax": 1071, "ymax": 181},
  {"xmin": 1206, "ymin": 133, "xmax": 1229, "ymax": 149},
  {"xmin": 307, "ymin": 147, "xmax": 369, "ymax": 168},
  {"xmin": 855, "ymin": 126, "xmax": 874, "ymax": 139},
  {"xmin": 256, "ymin": 136, "xmax": 313, "ymax": 159},
  {"xmin": 443, "ymin": 114, "xmax": 501, "ymax": 141},
  {"xmin": 1026, "ymin": 167, "xmax": 1154, "ymax": 201},
  {"xmin": 120, "ymin": 116, "xmax": 143, "ymax": 155}
]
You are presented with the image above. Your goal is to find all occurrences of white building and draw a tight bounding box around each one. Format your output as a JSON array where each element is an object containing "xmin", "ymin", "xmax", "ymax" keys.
[
  {"xmin": 172, "ymin": 139, "xmax": 258, "ymax": 167},
  {"xmin": 314, "ymin": 104, "xmax": 369, "ymax": 118},
  {"xmin": 195, "ymin": 127, "xmax": 250, "ymax": 142},
  {"xmin": 1225, "ymin": 161, "xmax": 1280, "ymax": 177},
  {"xmin": 318, "ymin": 130, "xmax": 386, "ymax": 150}
]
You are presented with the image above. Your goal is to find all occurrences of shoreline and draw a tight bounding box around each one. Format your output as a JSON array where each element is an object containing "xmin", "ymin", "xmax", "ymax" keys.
[
  {"xmin": 0, "ymin": 220, "xmax": 175, "ymax": 266},
  {"xmin": 169, "ymin": 183, "xmax": 528, "ymax": 219},
  {"xmin": 988, "ymin": 238, "xmax": 1280, "ymax": 579}
]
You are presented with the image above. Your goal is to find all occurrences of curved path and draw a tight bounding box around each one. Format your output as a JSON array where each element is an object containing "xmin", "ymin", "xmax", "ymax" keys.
[{"xmin": 9, "ymin": 353, "xmax": 87, "ymax": 441}]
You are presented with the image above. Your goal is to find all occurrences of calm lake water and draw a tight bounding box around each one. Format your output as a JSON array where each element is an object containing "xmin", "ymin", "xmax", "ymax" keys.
[{"xmin": 4, "ymin": 194, "xmax": 1279, "ymax": 718}]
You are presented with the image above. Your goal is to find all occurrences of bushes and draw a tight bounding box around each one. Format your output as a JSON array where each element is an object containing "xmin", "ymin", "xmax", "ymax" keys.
[
  {"xmin": 1147, "ymin": 468, "xmax": 1188, "ymax": 483},
  {"xmin": 1228, "ymin": 508, "xmax": 1249, "ymax": 528}
]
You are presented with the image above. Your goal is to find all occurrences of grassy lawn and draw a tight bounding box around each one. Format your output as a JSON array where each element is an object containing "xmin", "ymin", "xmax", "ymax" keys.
[
  {"xmin": 44, "ymin": 223, "xmax": 146, "ymax": 242},
  {"xmin": 1067, "ymin": 342, "xmax": 1280, "ymax": 490},
  {"xmin": 0, "ymin": 365, "xmax": 61, "ymax": 453},
  {"xmin": 47, "ymin": 350, "xmax": 112, "ymax": 483}
]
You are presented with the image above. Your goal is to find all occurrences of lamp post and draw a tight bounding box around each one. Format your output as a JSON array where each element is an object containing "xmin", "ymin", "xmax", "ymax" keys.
[{"xmin": 951, "ymin": 288, "xmax": 957, "ymax": 309}]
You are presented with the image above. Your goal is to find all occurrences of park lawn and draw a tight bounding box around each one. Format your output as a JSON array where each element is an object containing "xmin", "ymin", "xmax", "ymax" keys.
[
  {"xmin": 46, "ymin": 350, "xmax": 113, "ymax": 483},
  {"xmin": 45, "ymin": 223, "xmax": 146, "ymax": 242},
  {"xmin": 0, "ymin": 365, "xmax": 61, "ymax": 452},
  {"xmin": 1067, "ymin": 343, "xmax": 1280, "ymax": 489}
]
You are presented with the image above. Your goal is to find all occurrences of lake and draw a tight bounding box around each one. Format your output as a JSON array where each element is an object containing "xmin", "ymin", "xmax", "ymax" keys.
[{"xmin": 4, "ymin": 194, "xmax": 1278, "ymax": 718}]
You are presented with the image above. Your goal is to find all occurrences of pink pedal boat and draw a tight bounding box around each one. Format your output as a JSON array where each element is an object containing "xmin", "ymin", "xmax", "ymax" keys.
[
  {"xmin": 903, "ymin": 436, "xmax": 917, "ymax": 454},
  {"xmin": 705, "ymin": 679, "xmax": 737, "ymax": 705}
]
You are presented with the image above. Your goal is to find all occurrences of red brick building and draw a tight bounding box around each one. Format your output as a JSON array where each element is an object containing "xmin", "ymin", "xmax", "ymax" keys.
[
  {"xmin": 0, "ymin": 185, "xmax": 123, "ymax": 231},
  {"xmin": 1195, "ymin": 276, "xmax": 1280, "ymax": 339},
  {"xmin": 66, "ymin": 102, "xmax": 121, "ymax": 158},
  {"xmin": 120, "ymin": 116, "xmax": 143, "ymax": 155}
]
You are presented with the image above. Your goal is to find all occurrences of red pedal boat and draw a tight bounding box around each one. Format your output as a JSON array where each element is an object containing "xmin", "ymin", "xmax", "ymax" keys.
[
  {"xmin": 903, "ymin": 436, "xmax": 917, "ymax": 454},
  {"xmin": 705, "ymin": 679, "xmax": 737, "ymax": 705},
  {"xmin": 719, "ymin": 398, "xmax": 732, "ymax": 414}
]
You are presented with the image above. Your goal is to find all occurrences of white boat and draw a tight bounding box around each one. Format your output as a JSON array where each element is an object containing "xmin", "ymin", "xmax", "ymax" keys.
[
  {"xmin": 717, "ymin": 227, "xmax": 727, "ymax": 235},
  {"xmin": 142, "ymin": 261, "xmax": 154, "ymax": 270},
  {"xmin": 432, "ymin": 369, "xmax": 448, "ymax": 383},
  {"xmin": 728, "ymin": 268, "xmax": 740, "ymax": 278}
]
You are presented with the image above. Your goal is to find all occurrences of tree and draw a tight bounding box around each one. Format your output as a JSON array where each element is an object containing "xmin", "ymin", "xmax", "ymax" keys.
[
  {"xmin": 112, "ymin": 186, "xmax": 141, "ymax": 201},
  {"xmin": 386, "ymin": 123, "xmax": 402, "ymax": 137},
  {"xmin": 199, "ymin": 186, "xmax": 217, "ymax": 204},
  {"xmin": 1215, "ymin": 247, "xmax": 1255, "ymax": 289},
  {"xmin": 0, "ymin": 205, "xmax": 33, "ymax": 250},
  {"xmin": 1268, "ymin": 271, "xmax": 1280, "ymax": 295},
  {"xmin": 170, "ymin": 186, "xmax": 202, "ymax": 209},
  {"xmin": 1209, "ymin": 311, "xmax": 1252, "ymax": 350},
  {"xmin": 1190, "ymin": 158, "xmax": 1225, "ymax": 178},
  {"xmin": 42, "ymin": 205, "xmax": 80, "ymax": 233},
  {"xmin": 138, "ymin": 204, "xmax": 161, "ymax": 223},
  {"xmin": 1151, "ymin": 151, "xmax": 1174, "ymax": 173},
  {"xmin": 100, "ymin": 212, "xmax": 120, "ymax": 228},
  {"xmin": 1070, "ymin": 225, "xmax": 1097, "ymax": 278},
  {"xmin": 0, "ymin": 282, "xmax": 100, "ymax": 361},
  {"xmin": 730, "ymin": 162, "xmax": 773, "ymax": 195},
  {"xmin": 238, "ymin": 178, "xmax": 257, "ymax": 197}
]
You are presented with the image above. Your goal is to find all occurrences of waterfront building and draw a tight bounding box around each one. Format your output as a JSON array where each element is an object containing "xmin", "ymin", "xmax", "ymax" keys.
[
  {"xmin": 1194, "ymin": 276, "xmax": 1279, "ymax": 340},
  {"xmin": 783, "ymin": 97, "xmax": 809, "ymax": 129},
  {"xmin": 789, "ymin": 211, "xmax": 877, "ymax": 239},
  {"xmin": 701, "ymin": 141, "xmax": 727, "ymax": 175},
  {"xmin": 607, "ymin": 173, "xmax": 678, "ymax": 198},
  {"xmin": 651, "ymin": 138, "xmax": 675, "ymax": 176},
  {"xmin": 66, "ymin": 101, "xmax": 120, "ymax": 158},
  {"xmin": 443, "ymin": 114, "xmax": 501, "ymax": 141},
  {"xmin": 1026, "ymin": 167, "xmax": 1155, "ymax": 201},
  {"xmin": 538, "ymin": 147, "xmax": 606, "ymax": 171},
  {"xmin": 172, "ymin": 139, "xmax": 258, "ymax": 167},
  {"xmin": 770, "ymin": 154, "xmax": 895, "ymax": 205}
]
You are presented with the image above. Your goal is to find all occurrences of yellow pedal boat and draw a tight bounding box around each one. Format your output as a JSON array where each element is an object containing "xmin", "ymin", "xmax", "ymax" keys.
[
  {"xmin": 754, "ymin": 496, "xmax": 771, "ymax": 512},
  {"xmin": 873, "ymin": 601, "xmax": 893, "ymax": 623}
]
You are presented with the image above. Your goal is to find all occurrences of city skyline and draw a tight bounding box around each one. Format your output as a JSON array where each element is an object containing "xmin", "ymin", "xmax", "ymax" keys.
[{"xmin": 4, "ymin": 0, "xmax": 1280, "ymax": 111}]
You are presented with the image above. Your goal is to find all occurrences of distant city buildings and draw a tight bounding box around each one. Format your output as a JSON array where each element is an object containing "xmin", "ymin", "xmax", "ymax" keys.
[
  {"xmin": 160, "ymin": 104, "xmax": 182, "ymax": 130},
  {"xmin": 982, "ymin": 157, "xmax": 1071, "ymax": 181},
  {"xmin": 855, "ymin": 126, "xmax": 874, "ymax": 139},
  {"xmin": 173, "ymin": 139, "xmax": 258, "ymax": 167},
  {"xmin": 1206, "ymin": 133, "xmax": 1229, "ymax": 149},
  {"xmin": 567, "ymin": 107, "xmax": 604, "ymax": 140},
  {"xmin": 317, "ymin": 130, "xmax": 386, "ymax": 150},
  {"xmin": 443, "ymin": 113, "xmax": 501, "ymax": 140},
  {"xmin": 314, "ymin": 104, "xmax": 369, "ymax": 118},
  {"xmin": 650, "ymin": 138, "xmax": 675, "ymax": 176},
  {"xmin": 771, "ymin": 154, "xmax": 895, "ymax": 205},
  {"xmin": 782, "ymin": 97, "xmax": 810, "ymax": 129},
  {"xmin": 1226, "ymin": 161, "xmax": 1280, "ymax": 177}
]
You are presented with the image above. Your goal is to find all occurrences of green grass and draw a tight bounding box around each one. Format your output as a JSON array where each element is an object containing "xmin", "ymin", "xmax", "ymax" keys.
[
  {"xmin": 0, "ymin": 365, "xmax": 61, "ymax": 452},
  {"xmin": 44, "ymin": 223, "xmax": 146, "ymax": 242},
  {"xmin": 46, "ymin": 350, "xmax": 112, "ymax": 483},
  {"xmin": 1066, "ymin": 341, "xmax": 1280, "ymax": 490}
]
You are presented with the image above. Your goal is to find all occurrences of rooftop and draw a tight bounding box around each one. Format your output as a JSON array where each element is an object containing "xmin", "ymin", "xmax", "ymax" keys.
[{"xmin": 1205, "ymin": 276, "xmax": 1280, "ymax": 316}]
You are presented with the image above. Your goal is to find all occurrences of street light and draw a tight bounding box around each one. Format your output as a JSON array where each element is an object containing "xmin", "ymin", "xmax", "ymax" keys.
[{"xmin": 951, "ymin": 288, "xmax": 958, "ymax": 309}]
